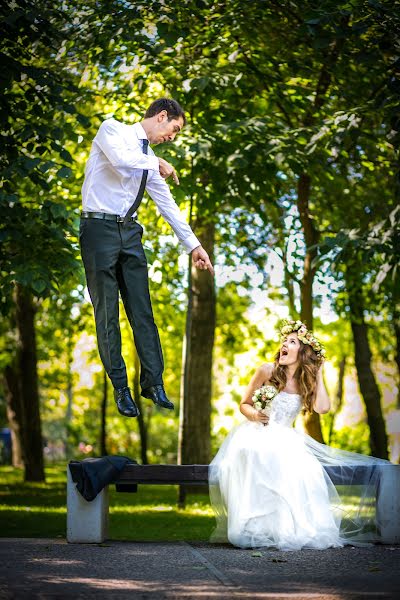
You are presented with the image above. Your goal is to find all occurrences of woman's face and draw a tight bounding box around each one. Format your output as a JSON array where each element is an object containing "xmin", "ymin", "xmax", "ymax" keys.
[{"xmin": 279, "ymin": 333, "xmax": 301, "ymax": 367}]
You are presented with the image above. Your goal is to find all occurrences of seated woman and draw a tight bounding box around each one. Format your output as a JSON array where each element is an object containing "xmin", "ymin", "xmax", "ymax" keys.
[{"xmin": 209, "ymin": 319, "xmax": 393, "ymax": 551}]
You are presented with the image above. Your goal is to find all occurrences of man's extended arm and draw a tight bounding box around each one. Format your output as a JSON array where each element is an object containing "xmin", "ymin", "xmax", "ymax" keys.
[{"xmin": 146, "ymin": 171, "xmax": 214, "ymax": 274}]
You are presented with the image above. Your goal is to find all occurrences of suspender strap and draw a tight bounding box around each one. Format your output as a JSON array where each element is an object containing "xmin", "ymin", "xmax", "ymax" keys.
[{"xmin": 123, "ymin": 138, "xmax": 149, "ymax": 226}]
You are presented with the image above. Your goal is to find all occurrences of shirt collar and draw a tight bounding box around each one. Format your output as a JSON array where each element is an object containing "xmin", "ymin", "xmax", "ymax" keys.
[{"xmin": 134, "ymin": 122, "xmax": 148, "ymax": 141}]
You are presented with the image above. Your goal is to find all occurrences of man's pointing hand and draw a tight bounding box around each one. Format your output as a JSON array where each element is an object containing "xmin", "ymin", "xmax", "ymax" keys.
[{"xmin": 158, "ymin": 157, "xmax": 180, "ymax": 185}]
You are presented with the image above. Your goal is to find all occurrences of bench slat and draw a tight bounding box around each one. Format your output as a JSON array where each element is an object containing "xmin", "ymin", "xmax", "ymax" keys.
[
  {"xmin": 115, "ymin": 463, "xmax": 389, "ymax": 487},
  {"xmin": 117, "ymin": 464, "xmax": 209, "ymax": 485}
]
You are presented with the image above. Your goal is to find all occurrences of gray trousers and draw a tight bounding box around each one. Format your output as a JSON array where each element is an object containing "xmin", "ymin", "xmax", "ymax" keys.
[{"xmin": 79, "ymin": 218, "xmax": 164, "ymax": 390}]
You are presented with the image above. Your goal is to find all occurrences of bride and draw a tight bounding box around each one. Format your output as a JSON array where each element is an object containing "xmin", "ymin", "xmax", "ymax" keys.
[{"xmin": 209, "ymin": 319, "xmax": 394, "ymax": 551}]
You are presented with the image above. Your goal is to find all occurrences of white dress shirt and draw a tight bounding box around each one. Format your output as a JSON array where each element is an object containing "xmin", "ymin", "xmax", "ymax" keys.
[{"xmin": 81, "ymin": 119, "xmax": 200, "ymax": 253}]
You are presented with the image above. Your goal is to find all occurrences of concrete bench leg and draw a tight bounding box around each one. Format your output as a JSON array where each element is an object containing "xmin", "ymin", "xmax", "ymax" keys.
[
  {"xmin": 66, "ymin": 467, "xmax": 109, "ymax": 543},
  {"xmin": 376, "ymin": 465, "xmax": 400, "ymax": 543}
]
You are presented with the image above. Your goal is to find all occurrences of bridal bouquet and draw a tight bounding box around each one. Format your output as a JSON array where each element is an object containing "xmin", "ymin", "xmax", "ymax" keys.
[{"xmin": 252, "ymin": 385, "xmax": 278, "ymax": 417}]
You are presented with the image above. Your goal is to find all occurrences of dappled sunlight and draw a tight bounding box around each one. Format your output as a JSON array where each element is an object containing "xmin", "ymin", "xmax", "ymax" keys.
[
  {"xmin": 30, "ymin": 559, "xmax": 84, "ymax": 566},
  {"xmin": 0, "ymin": 506, "xmax": 65, "ymax": 514},
  {"xmin": 1, "ymin": 537, "xmax": 398, "ymax": 599},
  {"xmin": 38, "ymin": 577, "xmax": 232, "ymax": 596},
  {"xmin": 111, "ymin": 504, "xmax": 174, "ymax": 514},
  {"xmin": 111, "ymin": 503, "xmax": 213, "ymax": 517}
]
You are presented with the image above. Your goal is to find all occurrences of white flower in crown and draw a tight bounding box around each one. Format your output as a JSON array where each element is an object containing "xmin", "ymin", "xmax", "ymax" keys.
[
  {"xmin": 281, "ymin": 324, "xmax": 293, "ymax": 336},
  {"xmin": 298, "ymin": 325, "xmax": 307, "ymax": 336}
]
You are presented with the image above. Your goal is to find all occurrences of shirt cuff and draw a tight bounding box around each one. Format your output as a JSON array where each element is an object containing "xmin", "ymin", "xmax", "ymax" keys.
[
  {"xmin": 146, "ymin": 155, "xmax": 159, "ymax": 171},
  {"xmin": 181, "ymin": 233, "xmax": 201, "ymax": 254}
]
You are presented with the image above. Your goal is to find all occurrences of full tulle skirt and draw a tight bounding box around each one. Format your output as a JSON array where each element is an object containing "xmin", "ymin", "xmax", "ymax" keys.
[{"xmin": 209, "ymin": 420, "xmax": 391, "ymax": 551}]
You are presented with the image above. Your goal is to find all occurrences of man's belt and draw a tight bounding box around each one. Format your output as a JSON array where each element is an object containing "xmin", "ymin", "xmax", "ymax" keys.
[{"xmin": 80, "ymin": 211, "xmax": 137, "ymax": 223}]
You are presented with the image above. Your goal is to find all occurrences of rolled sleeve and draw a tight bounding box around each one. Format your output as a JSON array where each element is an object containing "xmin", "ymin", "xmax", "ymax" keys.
[{"xmin": 95, "ymin": 120, "xmax": 159, "ymax": 171}]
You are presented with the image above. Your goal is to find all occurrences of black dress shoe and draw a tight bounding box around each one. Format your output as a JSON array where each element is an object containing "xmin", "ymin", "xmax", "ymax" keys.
[
  {"xmin": 114, "ymin": 387, "xmax": 140, "ymax": 417},
  {"xmin": 141, "ymin": 385, "xmax": 174, "ymax": 410}
]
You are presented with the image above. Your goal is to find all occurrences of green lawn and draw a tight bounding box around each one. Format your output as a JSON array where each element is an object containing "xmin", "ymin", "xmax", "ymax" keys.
[{"xmin": 0, "ymin": 465, "xmax": 215, "ymax": 541}]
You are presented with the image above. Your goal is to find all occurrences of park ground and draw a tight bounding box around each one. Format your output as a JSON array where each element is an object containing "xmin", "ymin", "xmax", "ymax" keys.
[{"xmin": 0, "ymin": 465, "xmax": 399, "ymax": 599}]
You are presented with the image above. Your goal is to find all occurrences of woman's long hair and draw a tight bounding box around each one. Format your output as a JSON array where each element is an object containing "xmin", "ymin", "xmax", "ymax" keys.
[{"xmin": 269, "ymin": 342, "xmax": 322, "ymax": 412}]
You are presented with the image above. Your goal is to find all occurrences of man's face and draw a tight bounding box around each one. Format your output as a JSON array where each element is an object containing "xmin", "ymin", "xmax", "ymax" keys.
[{"xmin": 148, "ymin": 111, "xmax": 184, "ymax": 145}]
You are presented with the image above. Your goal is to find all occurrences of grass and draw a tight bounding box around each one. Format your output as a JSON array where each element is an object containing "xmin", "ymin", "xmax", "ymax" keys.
[{"xmin": 0, "ymin": 464, "xmax": 215, "ymax": 541}]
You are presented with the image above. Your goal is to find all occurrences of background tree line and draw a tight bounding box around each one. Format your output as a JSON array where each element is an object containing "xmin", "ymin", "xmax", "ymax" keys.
[{"xmin": 0, "ymin": 0, "xmax": 399, "ymax": 482}]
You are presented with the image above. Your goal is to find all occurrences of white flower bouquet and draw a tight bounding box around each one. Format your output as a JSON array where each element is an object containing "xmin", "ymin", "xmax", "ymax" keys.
[{"xmin": 252, "ymin": 385, "xmax": 278, "ymax": 417}]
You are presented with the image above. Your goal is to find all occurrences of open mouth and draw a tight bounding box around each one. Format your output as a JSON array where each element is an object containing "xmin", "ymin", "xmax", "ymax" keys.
[{"xmin": 281, "ymin": 348, "xmax": 288, "ymax": 357}]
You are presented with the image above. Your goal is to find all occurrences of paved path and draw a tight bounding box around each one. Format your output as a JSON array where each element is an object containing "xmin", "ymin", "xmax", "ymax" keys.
[{"xmin": 0, "ymin": 539, "xmax": 399, "ymax": 599}]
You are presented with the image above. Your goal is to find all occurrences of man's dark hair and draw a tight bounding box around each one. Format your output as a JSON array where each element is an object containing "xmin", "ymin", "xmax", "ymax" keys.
[{"xmin": 144, "ymin": 98, "xmax": 186, "ymax": 125}]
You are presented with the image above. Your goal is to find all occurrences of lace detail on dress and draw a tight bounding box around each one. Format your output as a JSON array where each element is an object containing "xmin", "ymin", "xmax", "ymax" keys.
[{"xmin": 269, "ymin": 392, "xmax": 302, "ymax": 427}]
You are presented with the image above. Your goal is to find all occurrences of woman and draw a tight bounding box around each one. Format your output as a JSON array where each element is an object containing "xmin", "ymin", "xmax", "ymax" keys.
[{"xmin": 209, "ymin": 319, "xmax": 393, "ymax": 551}]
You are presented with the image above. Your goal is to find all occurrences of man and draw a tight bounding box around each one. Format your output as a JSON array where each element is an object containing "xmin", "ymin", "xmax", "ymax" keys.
[{"xmin": 80, "ymin": 98, "xmax": 213, "ymax": 418}]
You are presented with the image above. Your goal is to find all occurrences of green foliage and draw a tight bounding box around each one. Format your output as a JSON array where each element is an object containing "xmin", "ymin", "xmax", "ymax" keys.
[
  {"xmin": 329, "ymin": 421, "xmax": 371, "ymax": 455},
  {"xmin": 319, "ymin": 205, "xmax": 400, "ymax": 294},
  {"xmin": 0, "ymin": 0, "xmax": 90, "ymax": 312}
]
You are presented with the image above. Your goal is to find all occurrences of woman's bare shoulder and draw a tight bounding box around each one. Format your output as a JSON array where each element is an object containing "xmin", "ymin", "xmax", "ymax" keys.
[{"xmin": 258, "ymin": 362, "xmax": 274, "ymax": 381}]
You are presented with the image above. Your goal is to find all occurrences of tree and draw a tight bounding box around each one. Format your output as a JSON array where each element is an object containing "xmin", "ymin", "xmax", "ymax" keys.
[
  {"xmin": 346, "ymin": 262, "xmax": 389, "ymax": 458},
  {"xmin": 0, "ymin": 0, "xmax": 89, "ymax": 479}
]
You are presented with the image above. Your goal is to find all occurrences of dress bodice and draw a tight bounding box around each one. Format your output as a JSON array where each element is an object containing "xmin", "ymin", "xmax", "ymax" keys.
[{"xmin": 269, "ymin": 391, "xmax": 302, "ymax": 427}]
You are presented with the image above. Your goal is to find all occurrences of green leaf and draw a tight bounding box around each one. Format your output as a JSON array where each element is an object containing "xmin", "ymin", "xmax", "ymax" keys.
[
  {"xmin": 57, "ymin": 166, "xmax": 72, "ymax": 178},
  {"xmin": 22, "ymin": 157, "xmax": 41, "ymax": 172},
  {"xmin": 39, "ymin": 161, "xmax": 55, "ymax": 173},
  {"xmin": 32, "ymin": 279, "xmax": 47, "ymax": 294},
  {"xmin": 60, "ymin": 149, "xmax": 73, "ymax": 163},
  {"xmin": 49, "ymin": 203, "xmax": 67, "ymax": 219}
]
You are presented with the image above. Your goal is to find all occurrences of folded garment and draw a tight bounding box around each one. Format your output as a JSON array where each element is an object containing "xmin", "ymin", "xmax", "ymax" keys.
[{"xmin": 69, "ymin": 456, "xmax": 136, "ymax": 501}]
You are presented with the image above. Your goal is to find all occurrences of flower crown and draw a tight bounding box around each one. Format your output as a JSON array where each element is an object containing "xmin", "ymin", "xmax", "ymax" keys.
[{"xmin": 280, "ymin": 319, "xmax": 326, "ymax": 359}]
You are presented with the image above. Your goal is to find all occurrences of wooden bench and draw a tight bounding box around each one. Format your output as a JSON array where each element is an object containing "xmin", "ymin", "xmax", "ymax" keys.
[{"xmin": 66, "ymin": 463, "xmax": 400, "ymax": 544}]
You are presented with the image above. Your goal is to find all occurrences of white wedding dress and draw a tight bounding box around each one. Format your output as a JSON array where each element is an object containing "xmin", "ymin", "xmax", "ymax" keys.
[{"xmin": 209, "ymin": 391, "xmax": 392, "ymax": 551}]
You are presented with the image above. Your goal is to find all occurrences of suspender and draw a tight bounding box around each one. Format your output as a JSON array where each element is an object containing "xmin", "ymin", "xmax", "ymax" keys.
[{"xmin": 123, "ymin": 138, "xmax": 149, "ymax": 226}]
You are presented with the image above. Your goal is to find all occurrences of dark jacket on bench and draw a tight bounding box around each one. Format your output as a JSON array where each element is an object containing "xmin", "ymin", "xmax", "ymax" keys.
[{"xmin": 69, "ymin": 456, "xmax": 135, "ymax": 501}]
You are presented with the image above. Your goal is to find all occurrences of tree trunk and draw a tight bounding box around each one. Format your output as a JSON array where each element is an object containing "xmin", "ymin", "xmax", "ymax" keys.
[
  {"xmin": 328, "ymin": 357, "xmax": 346, "ymax": 445},
  {"xmin": 100, "ymin": 369, "xmax": 108, "ymax": 456},
  {"xmin": 282, "ymin": 243, "xmax": 298, "ymax": 318},
  {"xmin": 133, "ymin": 346, "xmax": 148, "ymax": 465},
  {"xmin": 15, "ymin": 284, "xmax": 45, "ymax": 481},
  {"xmin": 178, "ymin": 218, "xmax": 216, "ymax": 502},
  {"xmin": 297, "ymin": 173, "xmax": 324, "ymax": 443},
  {"xmin": 393, "ymin": 309, "xmax": 400, "ymax": 409},
  {"xmin": 3, "ymin": 364, "xmax": 24, "ymax": 467},
  {"xmin": 347, "ymin": 273, "xmax": 389, "ymax": 459}
]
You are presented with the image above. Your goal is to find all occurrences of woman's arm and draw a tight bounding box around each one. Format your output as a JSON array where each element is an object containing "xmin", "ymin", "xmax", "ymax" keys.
[
  {"xmin": 313, "ymin": 366, "xmax": 331, "ymax": 414},
  {"xmin": 240, "ymin": 363, "xmax": 273, "ymax": 424}
]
